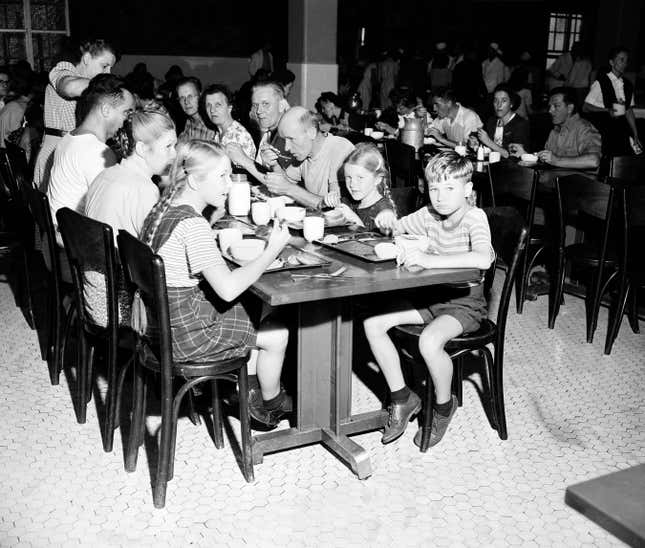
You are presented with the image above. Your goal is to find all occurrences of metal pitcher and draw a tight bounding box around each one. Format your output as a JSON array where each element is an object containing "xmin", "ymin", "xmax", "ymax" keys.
[{"xmin": 400, "ymin": 117, "xmax": 424, "ymax": 151}]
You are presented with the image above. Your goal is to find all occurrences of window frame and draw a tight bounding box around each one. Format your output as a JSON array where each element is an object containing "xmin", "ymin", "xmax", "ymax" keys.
[
  {"xmin": 545, "ymin": 11, "xmax": 583, "ymax": 69},
  {"xmin": 0, "ymin": 0, "xmax": 70, "ymax": 68}
]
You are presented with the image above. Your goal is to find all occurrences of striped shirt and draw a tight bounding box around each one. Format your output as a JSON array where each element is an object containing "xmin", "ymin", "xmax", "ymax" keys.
[
  {"xmin": 156, "ymin": 215, "xmax": 225, "ymax": 287},
  {"xmin": 395, "ymin": 206, "xmax": 494, "ymax": 261}
]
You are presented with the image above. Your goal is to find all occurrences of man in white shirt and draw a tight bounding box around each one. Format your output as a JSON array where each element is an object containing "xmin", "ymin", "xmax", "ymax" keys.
[
  {"xmin": 428, "ymin": 88, "xmax": 483, "ymax": 146},
  {"xmin": 583, "ymin": 46, "xmax": 642, "ymax": 155},
  {"xmin": 47, "ymin": 74, "xmax": 135, "ymax": 242},
  {"xmin": 261, "ymin": 106, "xmax": 354, "ymax": 208},
  {"xmin": 225, "ymin": 81, "xmax": 289, "ymax": 181}
]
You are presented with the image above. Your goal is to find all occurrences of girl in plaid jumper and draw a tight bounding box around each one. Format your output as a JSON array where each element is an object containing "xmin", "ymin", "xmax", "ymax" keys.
[{"xmin": 139, "ymin": 140, "xmax": 292, "ymax": 427}]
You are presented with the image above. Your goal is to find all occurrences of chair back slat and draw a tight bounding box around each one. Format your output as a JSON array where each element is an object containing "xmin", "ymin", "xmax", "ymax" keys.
[
  {"xmin": 384, "ymin": 140, "xmax": 416, "ymax": 187},
  {"xmin": 483, "ymin": 207, "xmax": 528, "ymax": 333},
  {"xmin": 56, "ymin": 208, "xmax": 118, "ymax": 330},
  {"xmin": 608, "ymin": 155, "xmax": 645, "ymax": 182},
  {"xmin": 29, "ymin": 188, "xmax": 60, "ymax": 270},
  {"xmin": 117, "ymin": 230, "xmax": 173, "ymax": 374}
]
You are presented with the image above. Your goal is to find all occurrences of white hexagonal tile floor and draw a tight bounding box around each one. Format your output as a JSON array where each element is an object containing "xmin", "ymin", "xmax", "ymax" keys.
[{"xmin": 0, "ymin": 276, "xmax": 643, "ymax": 547}]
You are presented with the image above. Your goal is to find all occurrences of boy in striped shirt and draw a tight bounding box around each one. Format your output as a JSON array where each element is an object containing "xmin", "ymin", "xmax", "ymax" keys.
[{"xmin": 366, "ymin": 151, "xmax": 494, "ymax": 447}]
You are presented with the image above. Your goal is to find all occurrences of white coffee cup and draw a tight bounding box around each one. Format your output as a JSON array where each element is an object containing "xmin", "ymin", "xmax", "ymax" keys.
[
  {"xmin": 218, "ymin": 228, "xmax": 243, "ymax": 254},
  {"xmin": 267, "ymin": 197, "xmax": 285, "ymax": 218},
  {"xmin": 303, "ymin": 216, "xmax": 325, "ymax": 242},
  {"xmin": 613, "ymin": 103, "xmax": 626, "ymax": 116},
  {"xmin": 455, "ymin": 145, "xmax": 467, "ymax": 156},
  {"xmin": 364, "ymin": 127, "xmax": 374, "ymax": 136},
  {"xmin": 488, "ymin": 151, "xmax": 501, "ymax": 164},
  {"xmin": 251, "ymin": 202, "xmax": 271, "ymax": 226}
]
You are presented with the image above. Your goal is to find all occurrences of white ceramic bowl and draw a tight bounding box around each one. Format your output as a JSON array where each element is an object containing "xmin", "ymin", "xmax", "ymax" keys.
[
  {"xmin": 229, "ymin": 238, "xmax": 266, "ymax": 262},
  {"xmin": 370, "ymin": 130, "xmax": 385, "ymax": 140},
  {"xmin": 521, "ymin": 153, "xmax": 539, "ymax": 163},
  {"xmin": 278, "ymin": 206, "xmax": 306, "ymax": 223}
]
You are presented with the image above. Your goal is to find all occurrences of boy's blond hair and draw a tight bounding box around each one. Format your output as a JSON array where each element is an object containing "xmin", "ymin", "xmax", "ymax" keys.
[{"xmin": 424, "ymin": 151, "xmax": 473, "ymax": 185}]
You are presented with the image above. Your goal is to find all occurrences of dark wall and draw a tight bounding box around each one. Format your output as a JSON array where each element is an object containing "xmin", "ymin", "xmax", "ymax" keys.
[
  {"xmin": 338, "ymin": 0, "xmax": 610, "ymax": 67},
  {"xmin": 69, "ymin": 0, "xmax": 288, "ymax": 62}
]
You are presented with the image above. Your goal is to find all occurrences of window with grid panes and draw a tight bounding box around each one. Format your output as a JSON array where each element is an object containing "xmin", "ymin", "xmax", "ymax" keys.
[
  {"xmin": 0, "ymin": 0, "xmax": 69, "ymax": 71},
  {"xmin": 545, "ymin": 12, "xmax": 582, "ymax": 69}
]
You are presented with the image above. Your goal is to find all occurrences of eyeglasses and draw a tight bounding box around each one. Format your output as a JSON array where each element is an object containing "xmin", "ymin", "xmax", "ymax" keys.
[{"xmin": 0, "ymin": 80, "xmax": 9, "ymax": 85}]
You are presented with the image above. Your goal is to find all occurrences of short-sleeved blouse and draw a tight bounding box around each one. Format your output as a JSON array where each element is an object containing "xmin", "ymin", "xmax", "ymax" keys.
[{"xmin": 215, "ymin": 120, "xmax": 256, "ymax": 159}]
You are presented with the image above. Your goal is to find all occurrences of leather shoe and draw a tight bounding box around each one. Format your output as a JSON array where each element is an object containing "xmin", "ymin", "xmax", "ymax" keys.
[
  {"xmin": 413, "ymin": 395, "xmax": 457, "ymax": 448},
  {"xmin": 249, "ymin": 389, "xmax": 293, "ymax": 428},
  {"xmin": 382, "ymin": 391, "xmax": 422, "ymax": 444}
]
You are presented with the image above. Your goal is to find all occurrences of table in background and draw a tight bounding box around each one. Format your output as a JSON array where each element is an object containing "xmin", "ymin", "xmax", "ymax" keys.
[{"xmin": 249, "ymin": 236, "xmax": 480, "ymax": 478}]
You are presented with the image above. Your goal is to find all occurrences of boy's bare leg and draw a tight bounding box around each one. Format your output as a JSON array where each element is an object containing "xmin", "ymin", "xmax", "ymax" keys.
[
  {"xmin": 418, "ymin": 315, "xmax": 463, "ymax": 403},
  {"xmin": 363, "ymin": 308, "xmax": 424, "ymax": 391}
]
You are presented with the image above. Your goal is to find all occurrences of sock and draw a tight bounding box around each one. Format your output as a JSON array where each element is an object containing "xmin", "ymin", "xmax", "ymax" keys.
[
  {"xmin": 263, "ymin": 391, "xmax": 284, "ymax": 410},
  {"xmin": 391, "ymin": 386, "xmax": 412, "ymax": 403},
  {"xmin": 434, "ymin": 399, "xmax": 453, "ymax": 417},
  {"xmin": 248, "ymin": 375, "xmax": 260, "ymax": 391}
]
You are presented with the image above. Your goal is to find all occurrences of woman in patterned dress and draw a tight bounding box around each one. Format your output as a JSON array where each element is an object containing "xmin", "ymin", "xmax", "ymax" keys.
[
  {"xmin": 201, "ymin": 84, "xmax": 256, "ymax": 159},
  {"xmin": 138, "ymin": 140, "xmax": 292, "ymax": 427},
  {"xmin": 34, "ymin": 39, "xmax": 117, "ymax": 190}
]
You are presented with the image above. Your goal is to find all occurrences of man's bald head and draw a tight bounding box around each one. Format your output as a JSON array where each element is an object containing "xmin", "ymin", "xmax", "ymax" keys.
[{"xmin": 278, "ymin": 106, "xmax": 318, "ymax": 161}]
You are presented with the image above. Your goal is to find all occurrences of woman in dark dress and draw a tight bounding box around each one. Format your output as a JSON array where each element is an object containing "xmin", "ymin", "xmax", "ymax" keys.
[{"xmin": 470, "ymin": 84, "xmax": 530, "ymax": 158}]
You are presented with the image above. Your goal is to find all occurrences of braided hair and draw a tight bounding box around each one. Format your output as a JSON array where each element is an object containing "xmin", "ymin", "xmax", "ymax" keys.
[
  {"xmin": 344, "ymin": 142, "xmax": 397, "ymax": 216},
  {"xmin": 114, "ymin": 100, "xmax": 175, "ymax": 159},
  {"xmin": 139, "ymin": 139, "xmax": 228, "ymax": 248}
]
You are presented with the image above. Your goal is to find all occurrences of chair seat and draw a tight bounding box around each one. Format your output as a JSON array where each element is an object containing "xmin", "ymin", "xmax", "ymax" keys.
[
  {"xmin": 393, "ymin": 318, "xmax": 497, "ymax": 352},
  {"xmin": 85, "ymin": 324, "xmax": 137, "ymax": 349},
  {"xmin": 566, "ymin": 242, "xmax": 619, "ymax": 266},
  {"xmin": 138, "ymin": 343, "xmax": 247, "ymax": 378}
]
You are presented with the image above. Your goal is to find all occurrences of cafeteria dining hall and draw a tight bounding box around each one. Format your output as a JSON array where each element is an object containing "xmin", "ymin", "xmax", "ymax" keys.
[{"xmin": 1, "ymin": 0, "xmax": 645, "ymax": 546}]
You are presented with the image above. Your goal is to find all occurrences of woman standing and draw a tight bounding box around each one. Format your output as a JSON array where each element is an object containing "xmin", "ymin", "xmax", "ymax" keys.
[
  {"xmin": 34, "ymin": 38, "xmax": 117, "ymax": 190},
  {"xmin": 201, "ymin": 84, "xmax": 256, "ymax": 159}
]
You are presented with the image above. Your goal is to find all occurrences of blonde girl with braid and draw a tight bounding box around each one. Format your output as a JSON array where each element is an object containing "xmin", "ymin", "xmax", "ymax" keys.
[
  {"xmin": 83, "ymin": 103, "xmax": 177, "ymax": 328},
  {"xmin": 341, "ymin": 143, "xmax": 398, "ymax": 232},
  {"xmin": 139, "ymin": 140, "xmax": 293, "ymax": 427}
]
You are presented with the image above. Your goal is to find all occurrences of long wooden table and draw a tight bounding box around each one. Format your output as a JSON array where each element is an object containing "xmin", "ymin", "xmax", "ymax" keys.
[{"xmin": 248, "ymin": 235, "xmax": 480, "ymax": 478}]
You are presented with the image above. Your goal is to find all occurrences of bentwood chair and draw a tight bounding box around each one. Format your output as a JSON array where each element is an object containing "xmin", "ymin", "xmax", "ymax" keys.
[
  {"xmin": 489, "ymin": 161, "xmax": 548, "ymax": 314},
  {"xmin": 548, "ymin": 175, "xmax": 621, "ymax": 341},
  {"xmin": 29, "ymin": 189, "xmax": 74, "ymax": 385},
  {"xmin": 56, "ymin": 208, "xmax": 133, "ymax": 447},
  {"xmin": 117, "ymin": 230, "xmax": 253, "ymax": 508},
  {"xmin": 384, "ymin": 140, "xmax": 417, "ymax": 188},
  {"xmin": 604, "ymin": 172, "xmax": 645, "ymax": 354},
  {"xmin": 392, "ymin": 207, "xmax": 528, "ymax": 450}
]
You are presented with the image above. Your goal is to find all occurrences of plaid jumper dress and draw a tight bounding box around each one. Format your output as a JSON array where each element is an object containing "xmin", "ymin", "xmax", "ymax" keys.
[{"xmin": 150, "ymin": 205, "xmax": 257, "ymax": 362}]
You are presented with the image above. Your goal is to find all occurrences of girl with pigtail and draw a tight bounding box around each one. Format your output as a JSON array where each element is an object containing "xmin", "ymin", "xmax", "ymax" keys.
[
  {"xmin": 340, "ymin": 143, "xmax": 398, "ymax": 232},
  {"xmin": 138, "ymin": 139, "xmax": 293, "ymax": 427}
]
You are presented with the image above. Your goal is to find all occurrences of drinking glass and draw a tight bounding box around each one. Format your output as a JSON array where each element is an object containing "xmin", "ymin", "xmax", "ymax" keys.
[
  {"xmin": 303, "ymin": 216, "xmax": 324, "ymax": 242},
  {"xmin": 251, "ymin": 202, "xmax": 271, "ymax": 225}
]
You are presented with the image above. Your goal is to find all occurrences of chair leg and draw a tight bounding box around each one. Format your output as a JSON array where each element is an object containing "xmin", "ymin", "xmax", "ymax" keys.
[
  {"xmin": 155, "ymin": 386, "xmax": 180, "ymax": 508},
  {"xmin": 605, "ymin": 280, "xmax": 630, "ymax": 355},
  {"xmin": 47, "ymin": 283, "xmax": 63, "ymax": 385},
  {"xmin": 186, "ymin": 389, "xmax": 201, "ymax": 426},
  {"xmin": 103, "ymin": 340, "xmax": 119, "ymax": 453},
  {"xmin": 125, "ymin": 362, "xmax": 146, "ymax": 473},
  {"xmin": 627, "ymin": 286, "xmax": 640, "ymax": 334},
  {"xmin": 451, "ymin": 355, "xmax": 463, "ymax": 407},
  {"xmin": 20, "ymin": 245, "xmax": 35, "ymax": 329},
  {"xmin": 548, "ymin": 253, "xmax": 566, "ymax": 329},
  {"xmin": 77, "ymin": 331, "xmax": 89, "ymax": 424},
  {"xmin": 237, "ymin": 365, "xmax": 254, "ymax": 482},
  {"xmin": 419, "ymin": 373, "xmax": 434, "ymax": 453},
  {"xmin": 486, "ymin": 346, "xmax": 507, "ymax": 440},
  {"xmin": 515, "ymin": 247, "xmax": 530, "ymax": 314},
  {"xmin": 211, "ymin": 380, "xmax": 224, "ymax": 449}
]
